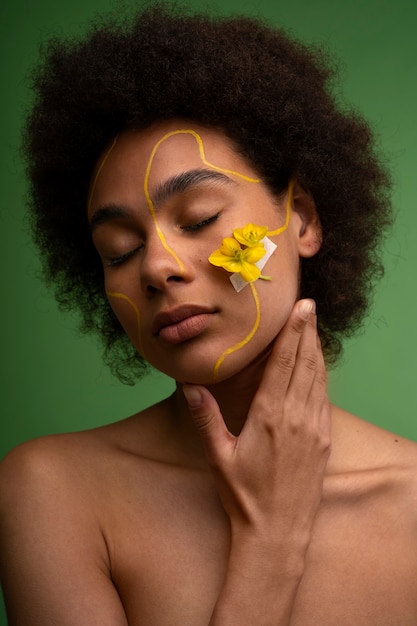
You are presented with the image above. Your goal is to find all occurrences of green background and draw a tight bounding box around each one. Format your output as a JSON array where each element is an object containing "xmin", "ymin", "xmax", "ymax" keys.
[{"xmin": 1, "ymin": 0, "xmax": 416, "ymax": 622}]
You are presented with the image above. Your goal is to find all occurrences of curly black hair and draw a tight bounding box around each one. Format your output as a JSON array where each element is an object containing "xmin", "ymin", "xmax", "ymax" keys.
[{"xmin": 23, "ymin": 2, "xmax": 392, "ymax": 384}]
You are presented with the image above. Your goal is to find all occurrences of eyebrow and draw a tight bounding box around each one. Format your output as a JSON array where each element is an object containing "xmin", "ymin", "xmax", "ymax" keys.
[
  {"xmin": 89, "ymin": 204, "xmax": 130, "ymax": 233},
  {"xmin": 89, "ymin": 168, "xmax": 234, "ymax": 232},
  {"xmin": 151, "ymin": 168, "xmax": 234, "ymax": 208}
]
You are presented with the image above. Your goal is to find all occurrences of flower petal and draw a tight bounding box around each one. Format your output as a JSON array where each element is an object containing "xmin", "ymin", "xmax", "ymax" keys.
[
  {"xmin": 208, "ymin": 225, "xmax": 273, "ymax": 287},
  {"xmin": 244, "ymin": 244, "xmax": 266, "ymax": 263},
  {"xmin": 220, "ymin": 237, "xmax": 241, "ymax": 256},
  {"xmin": 239, "ymin": 262, "xmax": 261, "ymax": 282},
  {"xmin": 222, "ymin": 260, "xmax": 244, "ymax": 273},
  {"xmin": 208, "ymin": 250, "xmax": 233, "ymax": 267},
  {"xmin": 234, "ymin": 224, "xmax": 268, "ymax": 246}
]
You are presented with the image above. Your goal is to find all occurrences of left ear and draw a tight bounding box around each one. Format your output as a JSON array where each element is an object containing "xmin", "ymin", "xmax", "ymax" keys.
[{"xmin": 291, "ymin": 182, "xmax": 322, "ymax": 258}]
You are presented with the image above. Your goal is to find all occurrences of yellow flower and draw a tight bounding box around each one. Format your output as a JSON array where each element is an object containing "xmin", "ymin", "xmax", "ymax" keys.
[
  {"xmin": 209, "ymin": 236, "xmax": 266, "ymax": 283},
  {"xmin": 233, "ymin": 223, "xmax": 268, "ymax": 247}
]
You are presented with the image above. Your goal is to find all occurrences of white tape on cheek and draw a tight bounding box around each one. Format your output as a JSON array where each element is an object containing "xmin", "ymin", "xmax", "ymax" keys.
[{"xmin": 230, "ymin": 237, "xmax": 277, "ymax": 293}]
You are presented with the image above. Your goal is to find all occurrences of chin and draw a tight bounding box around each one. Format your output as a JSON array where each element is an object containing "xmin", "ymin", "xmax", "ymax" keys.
[{"xmin": 155, "ymin": 342, "xmax": 272, "ymax": 387}]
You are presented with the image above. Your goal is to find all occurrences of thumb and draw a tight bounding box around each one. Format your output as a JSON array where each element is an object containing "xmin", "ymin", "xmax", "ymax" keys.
[{"xmin": 182, "ymin": 384, "xmax": 230, "ymax": 462}]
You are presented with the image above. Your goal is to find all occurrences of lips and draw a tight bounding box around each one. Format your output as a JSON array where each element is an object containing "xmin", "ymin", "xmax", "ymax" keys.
[{"xmin": 152, "ymin": 305, "xmax": 216, "ymax": 344}]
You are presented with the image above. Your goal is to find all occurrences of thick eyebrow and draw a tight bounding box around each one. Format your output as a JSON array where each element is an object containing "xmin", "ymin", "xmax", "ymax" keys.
[
  {"xmin": 89, "ymin": 204, "xmax": 130, "ymax": 233},
  {"xmin": 89, "ymin": 168, "xmax": 235, "ymax": 233},
  {"xmin": 150, "ymin": 168, "xmax": 235, "ymax": 209}
]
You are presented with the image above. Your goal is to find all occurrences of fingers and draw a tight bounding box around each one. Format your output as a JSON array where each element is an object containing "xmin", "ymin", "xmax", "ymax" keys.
[
  {"xmin": 308, "ymin": 334, "xmax": 332, "ymax": 441},
  {"xmin": 183, "ymin": 384, "xmax": 232, "ymax": 464},
  {"xmin": 278, "ymin": 301, "xmax": 331, "ymax": 450},
  {"xmin": 255, "ymin": 299, "xmax": 316, "ymax": 400},
  {"xmin": 286, "ymin": 303, "xmax": 322, "ymax": 401},
  {"xmin": 248, "ymin": 298, "xmax": 330, "ymax": 439}
]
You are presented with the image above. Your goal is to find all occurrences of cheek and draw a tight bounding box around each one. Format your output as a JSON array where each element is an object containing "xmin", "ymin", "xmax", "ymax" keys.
[
  {"xmin": 106, "ymin": 291, "xmax": 145, "ymax": 357},
  {"xmin": 232, "ymin": 256, "xmax": 298, "ymax": 338},
  {"xmin": 206, "ymin": 242, "xmax": 299, "ymax": 374}
]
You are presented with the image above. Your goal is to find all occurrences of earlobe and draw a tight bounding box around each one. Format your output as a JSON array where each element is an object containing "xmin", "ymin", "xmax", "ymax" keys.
[{"xmin": 292, "ymin": 182, "xmax": 322, "ymax": 258}]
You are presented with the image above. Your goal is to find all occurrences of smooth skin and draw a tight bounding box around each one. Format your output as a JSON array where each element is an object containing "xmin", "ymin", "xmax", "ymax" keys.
[{"xmin": 1, "ymin": 120, "xmax": 417, "ymax": 625}]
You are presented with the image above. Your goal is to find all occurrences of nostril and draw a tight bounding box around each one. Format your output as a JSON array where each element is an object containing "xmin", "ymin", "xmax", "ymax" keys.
[
  {"xmin": 146, "ymin": 284, "xmax": 158, "ymax": 296},
  {"xmin": 143, "ymin": 271, "xmax": 185, "ymax": 295}
]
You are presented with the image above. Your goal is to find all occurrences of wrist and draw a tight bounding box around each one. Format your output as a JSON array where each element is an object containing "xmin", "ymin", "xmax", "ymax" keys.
[{"xmin": 228, "ymin": 529, "xmax": 308, "ymax": 581}]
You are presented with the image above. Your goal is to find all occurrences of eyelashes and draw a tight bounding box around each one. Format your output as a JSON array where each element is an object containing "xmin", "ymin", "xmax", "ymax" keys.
[
  {"xmin": 106, "ymin": 245, "xmax": 143, "ymax": 267},
  {"xmin": 180, "ymin": 212, "xmax": 220, "ymax": 232},
  {"xmin": 105, "ymin": 212, "xmax": 220, "ymax": 267}
]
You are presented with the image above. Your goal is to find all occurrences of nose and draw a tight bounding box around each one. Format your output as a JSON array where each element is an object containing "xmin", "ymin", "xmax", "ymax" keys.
[{"xmin": 140, "ymin": 231, "xmax": 195, "ymax": 296}]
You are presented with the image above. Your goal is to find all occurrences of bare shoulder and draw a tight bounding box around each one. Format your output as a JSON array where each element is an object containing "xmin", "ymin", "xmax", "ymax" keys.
[
  {"xmin": 0, "ymin": 399, "xmax": 173, "ymax": 626},
  {"xmin": 330, "ymin": 405, "xmax": 417, "ymax": 508},
  {"xmin": 0, "ymin": 394, "xmax": 178, "ymax": 547},
  {"xmin": 0, "ymin": 426, "xmax": 120, "ymax": 510},
  {"xmin": 0, "ymin": 395, "xmax": 172, "ymax": 485},
  {"xmin": 333, "ymin": 405, "xmax": 417, "ymax": 463}
]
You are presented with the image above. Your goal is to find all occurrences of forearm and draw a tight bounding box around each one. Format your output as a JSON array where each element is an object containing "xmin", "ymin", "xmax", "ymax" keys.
[{"xmin": 209, "ymin": 533, "xmax": 308, "ymax": 625}]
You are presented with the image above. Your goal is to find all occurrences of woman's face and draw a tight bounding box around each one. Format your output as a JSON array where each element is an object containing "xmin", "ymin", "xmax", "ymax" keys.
[{"xmin": 87, "ymin": 120, "xmax": 320, "ymax": 384}]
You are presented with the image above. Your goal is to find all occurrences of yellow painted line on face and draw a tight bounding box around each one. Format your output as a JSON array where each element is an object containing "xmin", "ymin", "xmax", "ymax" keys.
[
  {"xmin": 106, "ymin": 290, "xmax": 145, "ymax": 358},
  {"xmin": 267, "ymin": 178, "xmax": 294, "ymax": 237},
  {"xmin": 93, "ymin": 130, "xmax": 270, "ymax": 379},
  {"xmin": 211, "ymin": 180, "xmax": 294, "ymax": 380},
  {"xmin": 88, "ymin": 139, "xmax": 145, "ymax": 359},
  {"xmin": 87, "ymin": 136, "xmax": 119, "ymax": 213},
  {"xmin": 143, "ymin": 129, "xmax": 261, "ymax": 275},
  {"xmin": 213, "ymin": 281, "xmax": 260, "ymax": 381},
  {"xmin": 145, "ymin": 129, "xmax": 261, "ymax": 185}
]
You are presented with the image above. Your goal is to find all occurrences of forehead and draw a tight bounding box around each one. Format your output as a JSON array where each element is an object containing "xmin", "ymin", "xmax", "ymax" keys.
[{"xmin": 88, "ymin": 120, "xmax": 256, "ymax": 214}]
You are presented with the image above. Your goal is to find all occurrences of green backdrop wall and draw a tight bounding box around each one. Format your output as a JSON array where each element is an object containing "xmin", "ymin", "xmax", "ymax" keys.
[{"xmin": 1, "ymin": 0, "xmax": 416, "ymax": 622}]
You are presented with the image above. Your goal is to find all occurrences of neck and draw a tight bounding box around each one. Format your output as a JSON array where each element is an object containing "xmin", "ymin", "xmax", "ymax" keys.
[
  {"xmin": 166, "ymin": 347, "xmax": 342, "ymax": 473},
  {"xmin": 171, "ymin": 345, "xmax": 272, "ymax": 455}
]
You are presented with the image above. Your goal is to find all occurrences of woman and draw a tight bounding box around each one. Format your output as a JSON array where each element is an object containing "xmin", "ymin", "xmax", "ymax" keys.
[{"xmin": 1, "ymin": 5, "xmax": 416, "ymax": 624}]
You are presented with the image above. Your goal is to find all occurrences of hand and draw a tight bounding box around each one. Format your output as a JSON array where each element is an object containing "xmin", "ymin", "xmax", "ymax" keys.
[{"xmin": 183, "ymin": 299, "xmax": 331, "ymax": 547}]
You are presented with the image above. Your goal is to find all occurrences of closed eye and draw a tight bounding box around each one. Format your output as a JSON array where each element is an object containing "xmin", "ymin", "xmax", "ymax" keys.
[
  {"xmin": 181, "ymin": 213, "xmax": 220, "ymax": 233},
  {"xmin": 106, "ymin": 245, "xmax": 143, "ymax": 267}
]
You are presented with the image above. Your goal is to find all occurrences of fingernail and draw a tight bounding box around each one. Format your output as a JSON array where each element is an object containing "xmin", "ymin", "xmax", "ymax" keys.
[
  {"xmin": 299, "ymin": 299, "xmax": 315, "ymax": 320},
  {"xmin": 183, "ymin": 384, "xmax": 203, "ymax": 408}
]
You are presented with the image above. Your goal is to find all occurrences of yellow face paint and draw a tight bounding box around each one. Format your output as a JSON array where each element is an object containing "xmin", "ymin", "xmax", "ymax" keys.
[
  {"xmin": 106, "ymin": 290, "xmax": 145, "ymax": 358},
  {"xmin": 213, "ymin": 282, "xmax": 261, "ymax": 381},
  {"xmin": 267, "ymin": 178, "xmax": 294, "ymax": 237},
  {"xmin": 89, "ymin": 126, "xmax": 293, "ymax": 383},
  {"xmin": 143, "ymin": 129, "xmax": 270, "ymax": 382},
  {"xmin": 88, "ymin": 137, "xmax": 145, "ymax": 357},
  {"xmin": 87, "ymin": 135, "xmax": 119, "ymax": 214},
  {"xmin": 211, "ymin": 181, "xmax": 294, "ymax": 380},
  {"xmin": 142, "ymin": 129, "xmax": 261, "ymax": 274},
  {"xmin": 102, "ymin": 129, "xmax": 262, "ymax": 364},
  {"xmin": 142, "ymin": 129, "xmax": 263, "ymax": 364}
]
